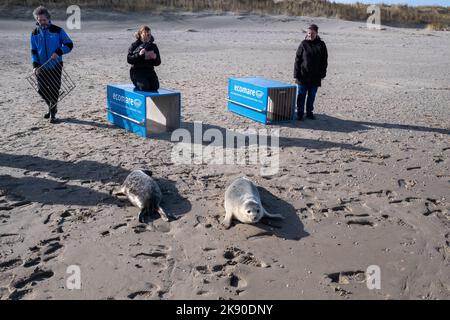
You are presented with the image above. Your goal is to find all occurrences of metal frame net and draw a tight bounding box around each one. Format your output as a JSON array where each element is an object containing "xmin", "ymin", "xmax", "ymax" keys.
[{"xmin": 26, "ymin": 59, "xmax": 76, "ymax": 114}]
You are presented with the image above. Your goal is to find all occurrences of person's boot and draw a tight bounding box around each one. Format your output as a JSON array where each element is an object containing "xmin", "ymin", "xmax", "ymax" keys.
[
  {"xmin": 306, "ymin": 113, "xmax": 316, "ymax": 120},
  {"xmin": 297, "ymin": 114, "xmax": 304, "ymax": 121},
  {"xmin": 45, "ymin": 104, "xmax": 57, "ymax": 120},
  {"xmin": 49, "ymin": 107, "xmax": 58, "ymax": 124},
  {"xmin": 49, "ymin": 115, "xmax": 58, "ymax": 124}
]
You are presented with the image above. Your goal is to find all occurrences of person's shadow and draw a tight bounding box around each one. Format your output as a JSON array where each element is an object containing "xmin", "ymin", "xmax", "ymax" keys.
[
  {"xmin": 0, "ymin": 174, "xmax": 114, "ymax": 207},
  {"xmin": 281, "ymin": 114, "xmax": 450, "ymax": 135},
  {"xmin": 60, "ymin": 117, "xmax": 120, "ymax": 130},
  {"xmin": 154, "ymin": 120, "xmax": 371, "ymax": 152}
]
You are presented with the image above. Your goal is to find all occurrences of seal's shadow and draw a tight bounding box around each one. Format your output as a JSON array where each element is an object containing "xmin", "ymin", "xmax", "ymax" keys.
[
  {"xmin": 253, "ymin": 186, "xmax": 309, "ymax": 241},
  {"xmin": 156, "ymin": 177, "xmax": 192, "ymax": 219}
]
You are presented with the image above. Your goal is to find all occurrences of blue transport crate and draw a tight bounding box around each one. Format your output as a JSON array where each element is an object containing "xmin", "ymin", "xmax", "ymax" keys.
[
  {"xmin": 107, "ymin": 84, "xmax": 181, "ymax": 137},
  {"xmin": 227, "ymin": 77, "xmax": 296, "ymax": 124}
]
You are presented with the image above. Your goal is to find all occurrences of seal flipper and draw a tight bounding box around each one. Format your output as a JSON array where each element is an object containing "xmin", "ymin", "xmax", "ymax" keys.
[
  {"xmin": 112, "ymin": 186, "xmax": 125, "ymax": 196},
  {"xmin": 263, "ymin": 208, "xmax": 284, "ymax": 220},
  {"xmin": 223, "ymin": 211, "xmax": 233, "ymax": 229},
  {"xmin": 138, "ymin": 208, "xmax": 147, "ymax": 223},
  {"xmin": 156, "ymin": 206, "xmax": 171, "ymax": 222}
]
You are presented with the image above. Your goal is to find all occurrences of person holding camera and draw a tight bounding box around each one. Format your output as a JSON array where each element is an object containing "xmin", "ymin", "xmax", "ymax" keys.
[
  {"xmin": 127, "ymin": 26, "xmax": 161, "ymax": 92},
  {"xmin": 294, "ymin": 24, "xmax": 328, "ymax": 121}
]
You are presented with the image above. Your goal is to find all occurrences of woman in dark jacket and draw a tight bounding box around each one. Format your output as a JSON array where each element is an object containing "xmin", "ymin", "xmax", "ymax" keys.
[
  {"xmin": 294, "ymin": 24, "xmax": 328, "ymax": 120},
  {"xmin": 127, "ymin": 26, "xmax": 161, "ymax": 92}
]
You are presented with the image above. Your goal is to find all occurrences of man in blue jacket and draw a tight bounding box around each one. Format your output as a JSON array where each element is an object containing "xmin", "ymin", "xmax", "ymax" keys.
[{"xmin": 31, "ymin": 6, "xmax": 73, "ymax": 123}]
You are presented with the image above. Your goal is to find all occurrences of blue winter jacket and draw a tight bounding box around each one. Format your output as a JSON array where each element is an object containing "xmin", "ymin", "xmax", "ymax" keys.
[{"xmin": 30, "ymin": 22, "xmax": 73, "ymax": 69}]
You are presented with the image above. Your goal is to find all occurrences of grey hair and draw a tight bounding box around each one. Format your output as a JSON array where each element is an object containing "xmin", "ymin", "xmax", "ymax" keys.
[{"xmin": 33, "ymin": 6, "xmax": 51, "ymax": 20}]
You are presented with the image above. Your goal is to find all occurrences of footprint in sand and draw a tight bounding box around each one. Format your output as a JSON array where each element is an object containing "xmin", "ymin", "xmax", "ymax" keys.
[
  {"xmin": 224, "ymin": 247, "xmax": 268, "ymax": 268},
  {"xmin": 346, "ymin": 220, "xmax": 375, "ymax": 227},
  {"xmin": 0, "ymin": 213, "xmax": 10, "ymax": 222},
  {"xmin": 397, "ymin": 179, "xmax": 417, "ymax": 189},
  {"xmin": 229, "ymin": 272, "xmax": 248, "ymax": 292},
  {"xmin": 193, "ymin": 247, "xmax": 266, "ymax": 297},
  {"xmin": 323, "ymin": 270, "xmax": 367, "ymax": 297},
  {"xmin": 194, "ymin": 215, "xmax": 211, "ymax": 228},
  {"xmin": 127, "ymin": 283, "xmax": 160, "ymax": 300},
  {"xmin": 194, "ymin": 265, "xmax": 212, "ymax": 275},
  {"xmin": 325, "ymin": 270, "xmax": 366, "ymax": 285},
  {"xmin": 130, "ymin": 246, "xmax": 174, "ymax": 298},
  {"xmin": 112, "ymin": 223, "xmax": 127, "ymax": 230},
  {"xmin": 8, "ymin": 267, "xmax": 55, "ymax": 299},
  {"xmin": 23, "ymin": 257, "xmax": 41, "ymax": 268},
  {"xmin": 131, "ymin": 245, "xmax": 171, "ymax": 270},
  {"xmin": 129, "ymin": 220, "xmax": 171, "ymax": 234},
  {"xmin": 195, "ymin": 289, "xmax": 210, "ymax": 296},
  {"xmin": 423, "ymin": 198, "xmax": 448, "ymax": 218},
  {"xmin": 0, "ymin": 258, "xmax": 23, "ymax": 272},
  {"xmin": 0, "ymin": 233, "xmax": 24, "ymax": 246},
  {"xmin": 8, "ymin": 288, "xmax": 33, "ymax": 300},
  {"xmin": 23, "ymin": 236, "xmax": 64, "ymax": 268}
]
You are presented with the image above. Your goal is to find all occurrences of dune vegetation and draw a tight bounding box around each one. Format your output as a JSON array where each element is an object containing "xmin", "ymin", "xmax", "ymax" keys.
[{"xmin": 2, "ymin": 0, "xmax": 449, "ymax": 29}]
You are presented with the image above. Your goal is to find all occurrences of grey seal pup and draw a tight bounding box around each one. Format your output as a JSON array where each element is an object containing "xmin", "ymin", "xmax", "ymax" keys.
[
  {"xmin": 113, "ymin": 169, "xmax": 175, "ymax": 223},
  {"xmin": 223, "ymin": 176, "xmax": 284, "ymax": 229}
]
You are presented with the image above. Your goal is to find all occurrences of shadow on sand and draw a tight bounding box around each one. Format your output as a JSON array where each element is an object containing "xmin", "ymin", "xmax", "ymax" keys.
[
  {"xmin": 280, "ymin": 114, "xmax": 450, "ymax": 135},
  {"xmin": 60, "ymin": 117, "xmax": 121, "ymax": 130},
  {"xmin": 0, "ymin": 153, "xmax": 191, "ymax": 216},
  {"xmin": 151, "ymin": 121, "xmax": 371, "ymax": 152}
]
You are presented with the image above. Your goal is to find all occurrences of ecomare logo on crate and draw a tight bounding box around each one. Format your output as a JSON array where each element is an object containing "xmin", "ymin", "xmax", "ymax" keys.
[
  {"xmin": 233, "ymin": 85, "xmax": 264, "ymax": 99},
  {"xmin": 112, "ymin": 92, "xmax": 142, "ymax": 108}
]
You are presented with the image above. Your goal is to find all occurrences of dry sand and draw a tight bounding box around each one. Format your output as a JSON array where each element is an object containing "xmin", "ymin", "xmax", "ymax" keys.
[{"xmin": 0, "ymin": 10, "xmax": 449, "ymax": 300}]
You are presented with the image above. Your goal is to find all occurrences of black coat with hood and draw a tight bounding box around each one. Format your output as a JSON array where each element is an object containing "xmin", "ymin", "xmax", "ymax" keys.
[
  {"xmin": 127, "ymin": 36, "xmax": 161, "ymax": 72},
  {"xmin": 294, "ymin": 36, "xmax": 328, "ymax": 87}
]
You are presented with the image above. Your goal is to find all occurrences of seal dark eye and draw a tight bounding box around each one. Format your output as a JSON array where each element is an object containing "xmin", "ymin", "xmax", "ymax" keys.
[
  {"xmin": 247, "ymin": 210, "xmax": 251, "ymax": 213},
  {"xmin": 257, "ymin": 210, "xmax": 260, "ymax": 213}
]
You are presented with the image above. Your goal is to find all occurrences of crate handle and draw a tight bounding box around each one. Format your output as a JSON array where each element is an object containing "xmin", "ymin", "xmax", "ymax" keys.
[
  {"xmin": 107, "ymin": 109, "xmax": 145, "ymax": 125},
  {"xmin": 227, "ymin": 99, "xmax": 265, "ymax": 112}
]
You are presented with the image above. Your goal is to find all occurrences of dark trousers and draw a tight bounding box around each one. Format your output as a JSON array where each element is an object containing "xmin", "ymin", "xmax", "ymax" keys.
[
  {"xmin": 130, "ymin": 68, "xmax": 159, "ymax": 92},
  {"xmin": 37, "ymin": 63, "xmax": 62, "ymax": 116},
  {"xmin": 296, "ymin": 84, "xmax": 318, "ymax": 118}
]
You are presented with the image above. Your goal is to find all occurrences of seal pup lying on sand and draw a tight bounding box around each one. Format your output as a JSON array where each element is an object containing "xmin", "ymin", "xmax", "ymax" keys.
[
  {"xmin": 223, "ymin": 176, "xmax": 284, "ymax": 229},
  {"xmin": 113, "ymin": 169, "xmax": 176, "ymax": 223}
]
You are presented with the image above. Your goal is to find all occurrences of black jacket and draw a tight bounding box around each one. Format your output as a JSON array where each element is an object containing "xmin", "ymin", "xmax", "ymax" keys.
[
  {"xmin": 294, "ymin": 36, "xmax": 328, "ymax": 87},
  {"xmin": 127, "ymin": 37, "xmax": 161, "ymax": 71}
]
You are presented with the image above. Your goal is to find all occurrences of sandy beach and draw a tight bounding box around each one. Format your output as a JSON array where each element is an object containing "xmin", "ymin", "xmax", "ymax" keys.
[{"xmin": 0, "ymin": 9, "xmax": 449, "ymax": 300}]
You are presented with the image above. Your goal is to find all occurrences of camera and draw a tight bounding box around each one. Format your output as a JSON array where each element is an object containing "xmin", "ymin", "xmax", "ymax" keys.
[{"xmin": 142, "ymin": 41, "xmax": 153, "ymax": 51}]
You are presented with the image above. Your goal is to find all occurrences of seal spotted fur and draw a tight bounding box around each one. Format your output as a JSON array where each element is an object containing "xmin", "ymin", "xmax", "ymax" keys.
[{"xmin": 114, "ymin": 169, "xmax": 175, "ymax": 223}]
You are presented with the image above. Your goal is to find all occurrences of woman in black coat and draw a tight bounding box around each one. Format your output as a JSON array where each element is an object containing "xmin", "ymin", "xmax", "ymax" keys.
[
  {"xmin": 294, "ymin": 24, "xmax": 328, "ymax": 120},
  {"xmin": 127, "ymin": 26, "xmax": 161, "ymax": 92}
]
